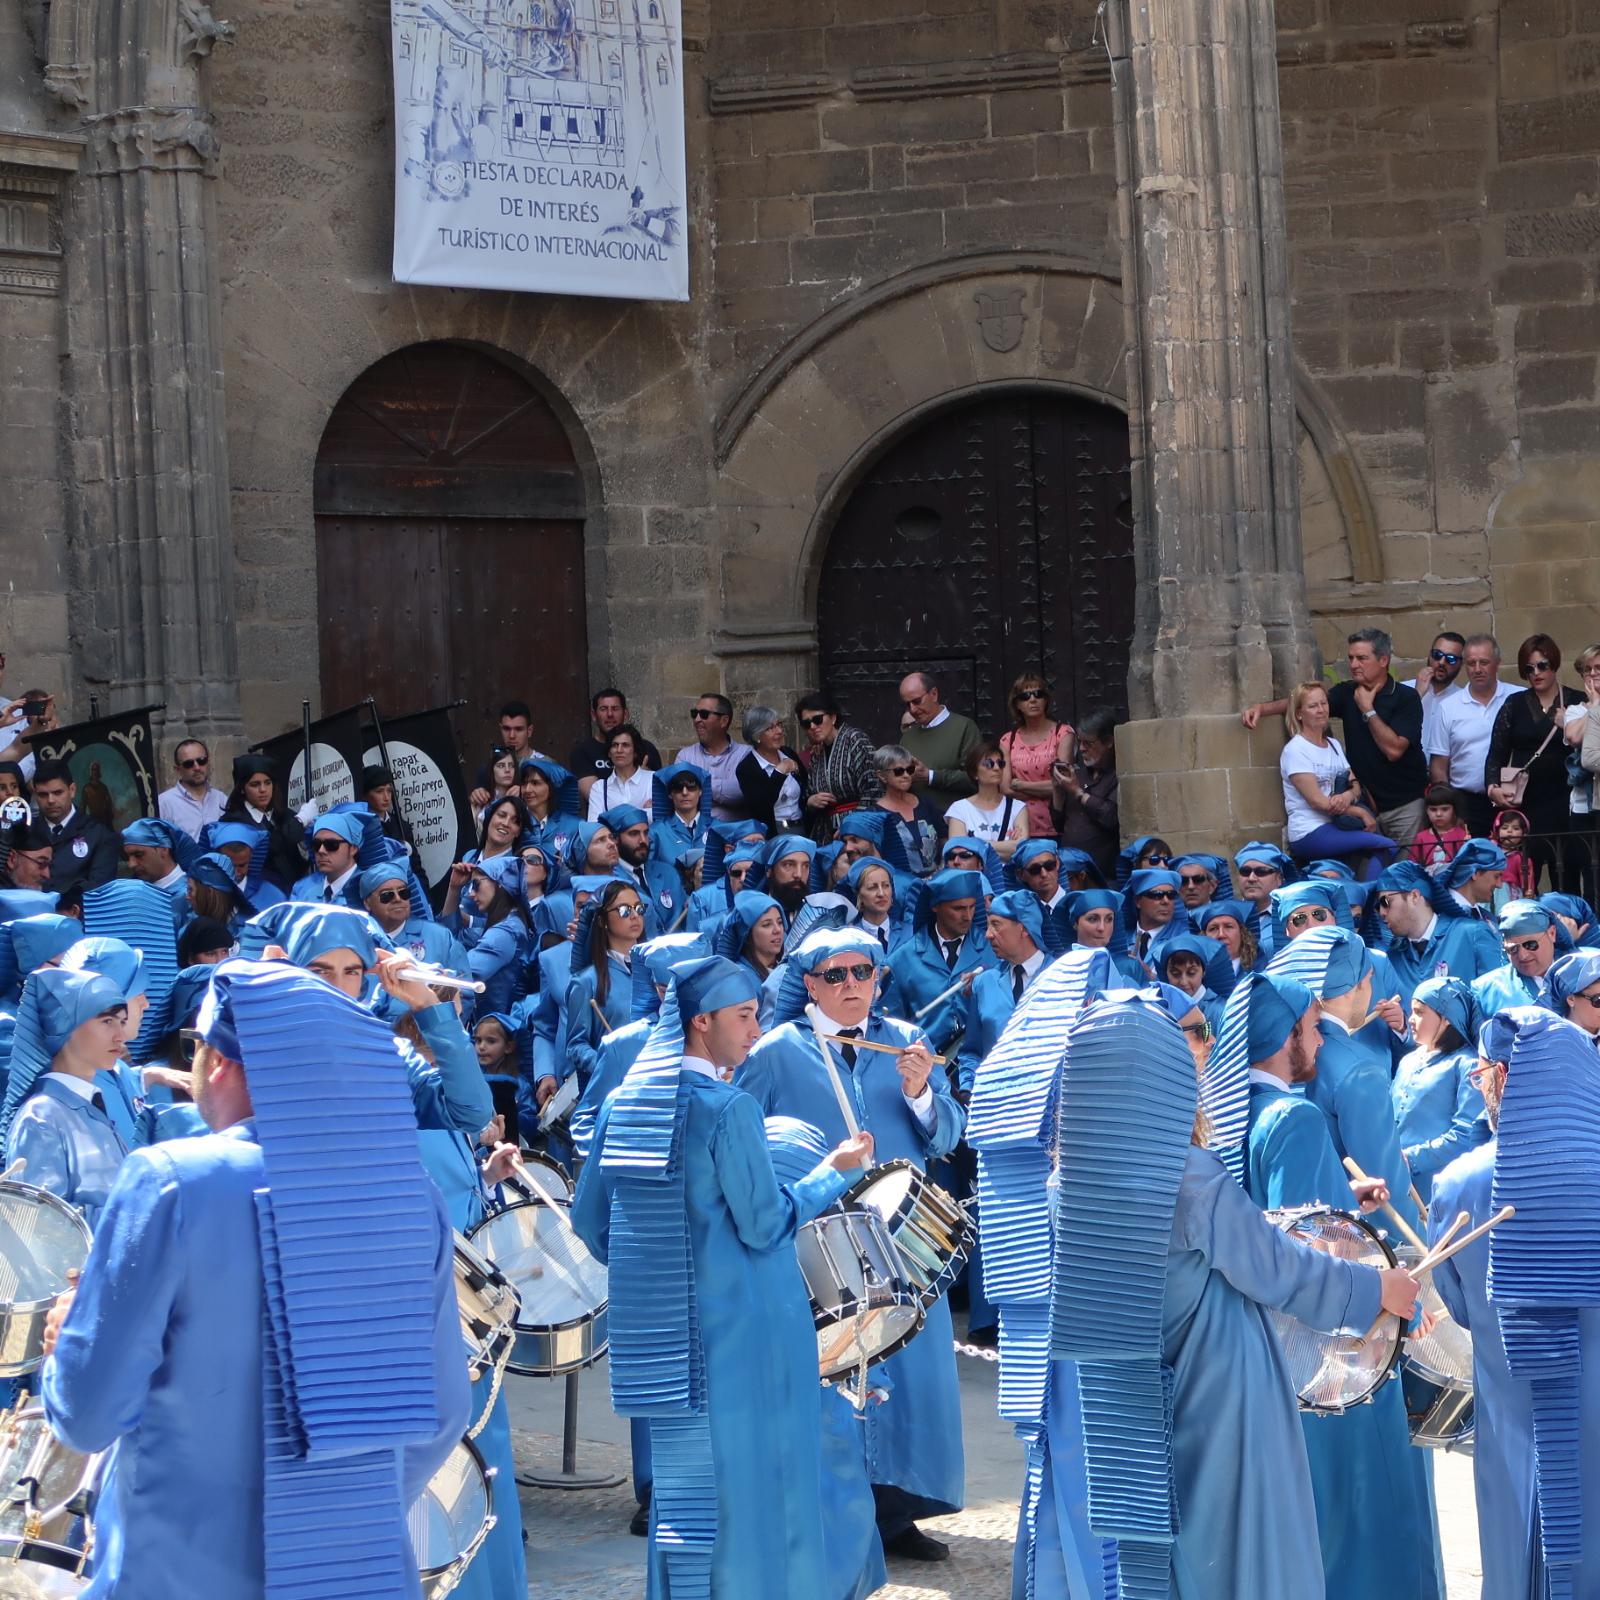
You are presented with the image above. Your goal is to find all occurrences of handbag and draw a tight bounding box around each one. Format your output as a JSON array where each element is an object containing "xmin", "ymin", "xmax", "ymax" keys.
[{"xmin": 1500, "ymin": 711, "xmax": 1561, "ymax": 807}]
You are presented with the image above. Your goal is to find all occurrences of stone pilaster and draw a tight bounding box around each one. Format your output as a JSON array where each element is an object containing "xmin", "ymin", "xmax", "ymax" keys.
[
  {"xmin": 1108, "ymin": 0, "xmax": 1318, "ymax": 722},
  {"xmin": 47, "ymin": 0, "xmax": 242, "ymax": 744}
]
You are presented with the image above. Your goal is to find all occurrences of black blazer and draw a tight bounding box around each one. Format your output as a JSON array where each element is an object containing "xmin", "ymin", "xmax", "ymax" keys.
[
  {"xmin": 735, "ymin": 748, "xmax": 804, "ymax": 833},
  {"xmin": 44, "ymin": 810, "xmax": 119, "ymax": 897}
]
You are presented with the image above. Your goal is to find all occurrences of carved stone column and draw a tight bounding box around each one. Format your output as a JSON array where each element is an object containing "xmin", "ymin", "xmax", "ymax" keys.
[
  {"xmin": 1109, "ymin": 0, "xmax": 1317, "ymax": 718},
  {"xmin": 1106, "ymin": 0, "xmax": 1314, "ymax": 851},
  {"xmin": 47, "ymin": 0, "xmax": 242, "ymax": 743}
]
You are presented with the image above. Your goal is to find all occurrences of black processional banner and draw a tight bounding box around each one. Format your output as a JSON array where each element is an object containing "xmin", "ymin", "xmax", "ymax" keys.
[
  {"xmin": 29, "ymin": 706, "xmax": 162, "ymax": 833},
  {"xmin": 363, "ymin": 706, "xmax": 474, "ymax": 900},
  {"xmin": 252, "ymin": 704, "xmax": 367, "ymax": 813}
]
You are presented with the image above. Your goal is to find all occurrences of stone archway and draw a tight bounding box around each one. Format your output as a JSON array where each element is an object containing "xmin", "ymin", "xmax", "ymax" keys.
[{"xmin": 710, "ymin": 251, "xmax": 1382, "ymax": 709}]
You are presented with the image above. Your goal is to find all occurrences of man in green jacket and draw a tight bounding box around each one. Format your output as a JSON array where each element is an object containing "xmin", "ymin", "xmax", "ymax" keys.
[{"xmin": 898, "ymin": 671, "xmax": 980, "ymax": 813}]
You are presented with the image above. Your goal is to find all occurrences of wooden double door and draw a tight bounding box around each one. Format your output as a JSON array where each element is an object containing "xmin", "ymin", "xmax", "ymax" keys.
[{"xmin": 816, "ymin": 391, "xmax": 1135, "ymax": 739}]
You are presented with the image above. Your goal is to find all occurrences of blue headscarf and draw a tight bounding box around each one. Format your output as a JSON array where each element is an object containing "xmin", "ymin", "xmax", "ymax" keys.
[
  {"xmin": 600, "ymin": 804, "xmax": 650, "ymax": 837},
  {"xmin": 907, "ymin": 869, "xmax": 989, "ymax": 936},
  {"xmin": 1174, "ymin": 852, "xmax": 1232, "ymax": 897},
  {"xmin": 1411, "ymin": 975, "xmax": 1477, "ymax": 1043},
  {"xmin": 700, "ymin": 820, "xmax": 770, "ymax": 886},
  {"xmin": 357, "ymin": 863, "xmax": 410, "ymax": 900},
  {"xmin": 1266, "ymin": 880, "xmax": 1354, "ymax": 946},
  {"xmin": 1265, "ymin": 924, "xmax": 1371, "ymax": 1000},
  {"xmin": 1055, "ymin": 847, "xmax": 1107, "ymax": 889},
  {"xmin": 1115, "ymin": 834, "xmax": 1172, "ymax": 887},
  {"xmin": 59, "ymin": 936, "xmax": 146, "ymax": 1000},
  {"xmin": 631, "ymin": 932, "xmax": 713, "ymax": 1021},
  {"xmin": 1234, "ymin": 841, "xmax": 1297, "ymax": 882},
  {"xmin": 1542, "ymin": 893, "xmax": 1600, "ymax": 946},
  {"xmin": 772, "ymin": 927, "xmax": 886, "ymax": 1023},
  {"xmin": 987, "ymin": 888, "xmax": 1046, "ymax": 951},
  {"xmin": 563, "ymin": 821, "xmax": 609, "ymax": 875},
  {"xmin": 1376, "ymin": 860, "xmax": 1465, "ymax": 919},
  {"xmin": 280, "ymin": 906, "xmax": 378, "ymax": 969},
  {"xmin": 3, "ymin": 914, "xmax": 85, "ymax": 992},
  {"xmin": 651, "ymin": 763, "xmax": 711, "ymax": 824},
  {"xmin": 674, "ymin": 955, "xmax": 762, "ymax": 1022},
  {"xmin": 1545, "ymin": 951, "xmax": 1600, "ymax": 1012},
  {"xmin": 1011, "ymin": 838, "xmax": 1064, "ymax": 876},
  {"xmin": 1443, "ymin": 838, "xmax": 1507, "ymax": 891},
  {"xmin": 188, "ymin": 852, "xmax": 252, "ymax": 912},
  {"xmin": 519, "ymin": 757, "xmax": 582, "ymax": 822},
  {"xmin": 121, "ymin": 816, "xmax": 201, "ymax": 871},
  {"xmin": 1247, "ymin": 972, "xmax": 1315, "ymax": 1060},
  {"xmin": 1063, "ymin": 889, "xmax": 1126, "ymax": 954},
  {"xmin": 1304, "ymin": 858, "xmax": 1357, "ymax": 882},
  {"xmin": 472, "ymin": 854, "xmax": 526, "ymax": 903},
  {"xmin": 1499, "ymin": 898, "xmax": 1558, "ymax": 937},
  {"xmin": 0, "ymin": 967, "xmax": 128, "ymax": 1146},
  {"xmin": 754, "ymin": 835, "xmax": 818, "ymax": 896},
  {"xmin": 714, "ymin": 891, "xmax": 783, "ymax": 964},
  {"xmin": 168, "ymin": 963, "xmax": 219, "ymax": 1032},
  {"xmin": 307, "ymin": 812, "xmax": 365, "ymax": 850}
]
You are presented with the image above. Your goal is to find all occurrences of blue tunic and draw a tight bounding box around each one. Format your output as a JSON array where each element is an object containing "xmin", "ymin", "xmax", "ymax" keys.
[
  {"xmin": 563, "ymin": 953, "xmax": 633, "ymax": 1087},
  {"xmin": 5, "ymin": 1076, "xmax": 131, "ymax": 1229},
  {"xmin": 883, "ymin": 928, "xmax": 995, "ymax": 1053},
  {"xmin": 1472, "ymin": 961, "xmax": 1545, "ymax": 1019},
  {"xmin": 1164, "ymin": 1145, "xmax": 1385, "ymax": 1600},
  {"xmin": 1385, "ymin": 917, "xmax": 1503, "ymax": 1008},
  {"xmin": 1430, "ymin": 1139, "xmax": 1600, "ymax": 1600},
  {"xmin": 572, "ymin": 1072, "xmax": 852, "ymax": 1600},
  {"xmin": 523, "ymin": 942, "xmax": 574, "ymax": 1085},
  {"xmin": 1389, "ymin": 1045, "xmax": 1489, "ymax": 1200},
  {"xmin": 738, "ymin": 1014, "xmax": 967, "ymax": 1514},
  {"xmin": 571, "ymin": 1017, "xmax": 652, "ymax": 1159},
  {"xmin": 463, "ymin": 917, "xmax": 530, "ymax": 1017},
  {"xmin": 41, "ymin": 1125, "xmax": 468, "ymax": 1600},
  {"xmin": 1246, "ymin": 1082, "xmax": 1444, "ymax": 1600}
]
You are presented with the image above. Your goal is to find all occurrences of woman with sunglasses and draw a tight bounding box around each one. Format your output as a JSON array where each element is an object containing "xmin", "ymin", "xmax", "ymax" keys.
[
  {"xmin": 794, "ymin": 690, "xmax": 882, "ymax": 839},
  {"xmin": 1486, "ymin": 635, "xmax": 1585, "ymax": 879},
  {"xmin": 563, "ymin": 879, "xmax": 647, "ymax": 1086},
  {"xmin": 1389, "ymin": 976, "xmax": 1488, "ymax": 1204},
  {"xmin": 999, "ymin": 674, "xmax": 1073, "ymax": 839},
  {"xmin": 945, "ymin": 739, "xmax": 1029, "ymax": 860},
  {"xmin": 870, "ymin": 744, "xmax": 943, "ymax": 875}
]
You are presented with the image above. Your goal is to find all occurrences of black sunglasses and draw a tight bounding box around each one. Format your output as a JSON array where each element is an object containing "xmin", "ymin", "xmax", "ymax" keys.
[
  {"xmin": 1430, "ymin": 649, "xmax": 1461, "ymax": 665},
  {"xmin": 177, "ymin": 756, "xmax": 208, "ymax": 769},
  {"xmin": 1504, "ymin": 936, "xmax": 1546, "ymax": 954},
  {"xmin": 1286, "ymin": 907, "xmax": 1332, "ymax": 928},
  {"xmin": 1179, "ymin": 874, "xmax": 1212, "ymax": 887},
  {"xmin": 1237, "ymin": 864, "xmax": 1277, "ymax": 878},
  {"xmin": 1141, "ymin": 853, "xmax": 1174, "ymax": 866},
  {"xmin": 374, "ymin": 888, "xmax": 408, "ymax": 904},
  {"xmin": 946, "ymin": 847, "xmax": 980, "ymax": 861},
  {"xmin": 178, "ymin": 1028, "xmax": 204, "ymax": 1067},
  {"xmin": 1575, "ymin": 991, "xmax": 1600, "ymax": 1009},
  {"xmin": 1522, "ymin": 660, "xmax": 1555, "ymax": 675},
  {"xmin": 819, "ymin": 963, "xmax": 876, "ymax": 984},
  {"xmin": 311, "ymin": 837, "xmax": 347, "ymax": 853},
  {"xmin": 1181, "ymin": 1021, "xmax": 1213, "ymax": 1043},
  {"xmin": 1014, "ymin": 688, "xmax": 1046, "ymax": 702},
  {"xmin": 800, "ymin": 714, "xmax": 828, "ymax": 728},
  {"xmin": 888, "ymin": 765, "xmax": 915, "ymax": 777},
  {"xmin": 690, "ymin": 707, "xmax": 722, "ymax": 719},
  {"xmin": 1021, "ymin": 860, "xmax": 1059, "ymax": 875},
  {"xmin": 1140, "ymin": 888, "xmax": 1178, "ymax": 901}
]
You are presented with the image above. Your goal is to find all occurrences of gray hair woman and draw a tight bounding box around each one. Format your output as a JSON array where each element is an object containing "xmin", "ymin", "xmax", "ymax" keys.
[
  {"xmin": 871, "ymin": 742, "xmax": 942, "ymax": 874},
  {"xmin": 735, "ymin": 706, "xmax": 805, "ymax": 833}
]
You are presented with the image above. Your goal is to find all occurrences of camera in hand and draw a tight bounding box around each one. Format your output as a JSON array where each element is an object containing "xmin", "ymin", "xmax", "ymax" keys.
[{"xmin": 21, "ymin": 699, "xmax": 46, "ymax": 720}]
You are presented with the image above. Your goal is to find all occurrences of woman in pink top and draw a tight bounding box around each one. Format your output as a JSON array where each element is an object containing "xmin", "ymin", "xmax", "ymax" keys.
[{"xmin": 1000, "ymin": 672, "xmax": 1074, "ymax": 837}]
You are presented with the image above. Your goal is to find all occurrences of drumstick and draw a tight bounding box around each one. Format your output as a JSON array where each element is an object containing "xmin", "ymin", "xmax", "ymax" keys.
[
  {"xmin": 913, "ymin": 969, "xmax": 976, "ymax": 1020},
  {"xmin": 588, "ymin": 997, "xmax": 612, "ymax": 1034},
  {"xmin": 0, "ymin": 1159, "xmax": 25, "ymax": 1183},
  {"xmin": 1410, "ymin": 1183, "xmax": 1429, "ymax": 1224},
  {"xmin": 805, "ymin": 1004, "xmax": 862, "ymax": 1139},
  {"xmin": 1341, "ymin": 1156, "xmax": 1427, "ymax": 1254},
  {"xmin": 1422, "ymin": 1210, "xmax": 1472, "ymax": 1264},
  {"xmin": 1413, "ymin": 1207, "xmax": 1514, "ymax": 1278},
  {"xmin": 820, "ymin": 1035, "xmax": 947, "ymax": 1066}
]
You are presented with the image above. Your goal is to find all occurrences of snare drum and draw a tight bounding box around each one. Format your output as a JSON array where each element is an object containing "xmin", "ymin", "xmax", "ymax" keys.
[
  {"xmin": 1265, "ymin": 1207, "xmax": 1403, "ymax": 1414},
  {"xmin": 1406, "ymin": 1378, "xmax": 1475, "ymax": 1453},
  {"xmin": 0, "ymin": 1403, "xmax": 104, "ymax": 1596},
  {"xmin": 844, "ymin": 1160, "xmax": 971, "ymax": 1309},
  {"xmin": 797, "ymin": 1207, "xmax": 923, "ymax": 1381},
  {"xmin": 453, "ymin": 1233, "xmax": 520, "ymax": 1432},
  {"xmin": 0, "ymin": 1185, "xmax": 93, "ymax": 1379},
  {"xmin": 511, "ymin": 1150, "xmax": 573, "ymax": 1201},
  {"xmin": 466, "ymin": 1195, "xmax": 607, "ymax": 1377},
  {"xmin": 410, "ymin": 1437, "xmax": 495, "ymax": 1600}
]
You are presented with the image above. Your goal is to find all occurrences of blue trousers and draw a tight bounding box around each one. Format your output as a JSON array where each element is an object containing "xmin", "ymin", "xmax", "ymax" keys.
[{"xmin": 1289, "ymin": 823, "xmax": 1397, "ymax": 879}]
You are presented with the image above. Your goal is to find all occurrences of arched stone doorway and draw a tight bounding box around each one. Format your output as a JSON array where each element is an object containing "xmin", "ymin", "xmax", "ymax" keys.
[
  {"xmin": 817, "ymin": 389, "xmax": 1134, "ymax": 738},
  {"xmin": 313, "ymin": 341, "xmax": 589, "ymax": 760}
]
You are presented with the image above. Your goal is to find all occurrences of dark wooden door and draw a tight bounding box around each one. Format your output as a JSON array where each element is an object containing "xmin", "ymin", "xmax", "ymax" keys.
[
  {"xmin": 314, "ymin": 342, "xmax": 589, "ymax": 763},
  {"xmin": 816, "ymin": 392, "xmax": 1134, "ymax": 740}
]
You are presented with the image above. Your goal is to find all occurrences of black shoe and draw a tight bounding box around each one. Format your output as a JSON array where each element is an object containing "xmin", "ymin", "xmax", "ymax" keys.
[
  {"xmin": 883, "ymin": 1525, "xmax": 949, "ymax": 1562},
  {"xmin": 629, "ymin": 1501, "xmax": 650, "ymax": 1537}
]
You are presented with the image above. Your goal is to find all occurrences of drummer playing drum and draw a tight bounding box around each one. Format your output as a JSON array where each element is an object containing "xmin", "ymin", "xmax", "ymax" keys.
[{"xmin": 737, "ymin": 928, "xmax": 968, "ymax": 1564}]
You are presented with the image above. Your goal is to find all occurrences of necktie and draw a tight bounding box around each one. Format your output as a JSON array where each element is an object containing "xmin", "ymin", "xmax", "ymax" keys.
[
  {"xmin": 1012, "ymin": 965, "xmax": 1026, "ymax": 1002},
  {"xmin": 942, "ymin": 939, "xmax": 959, "ymax": 971},
  {"xmin": 1138, "ymin": 931, "xmax": 1151, "ymax": 960},
  {"xmin": 1411, "ymin": 938, "xmax": 1428, "ymax": 957},
  {"xmin": 876, "ymin": 926, "xmax": 889, "ymax": 954},
  {"xmin": 51, "ymin": 824, "xmax": 64, "ymax": 843},
  {"xmin": 323, "ymin": 881, "xmax": 334, "ymax": 903},
  {"xmin": 91, "ymin": 1092, "xmax": 106, "ymax": 1114},
  {"xmin": 838, "ymin": 1027, "xmax": 862, "ymax": 1071}
]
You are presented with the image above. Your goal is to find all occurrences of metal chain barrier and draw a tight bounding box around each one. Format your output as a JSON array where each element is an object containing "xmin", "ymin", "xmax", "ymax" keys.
[{"xmin": 951, "ymin": 1338, "xmax": 1001, "ymax": 1363}]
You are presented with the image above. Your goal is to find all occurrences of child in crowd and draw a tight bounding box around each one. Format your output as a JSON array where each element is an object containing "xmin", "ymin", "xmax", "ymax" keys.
[
  {"xmin": 1409, "ymin": 783, "xmax": 1468, "ymax": 869},
  {"xmin": 473, "ymin": 1012, "xmax": 522, "ymax": 1147},
  {"xmin": 1492, "ymin": 808, "xmax": 1534, "ymax": 902}
]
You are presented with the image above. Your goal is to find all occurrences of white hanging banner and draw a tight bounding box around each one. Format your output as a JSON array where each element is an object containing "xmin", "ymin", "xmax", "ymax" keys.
[{"xmin": 390, "ymin": 0, "xmax": 688, "ymax": 302}]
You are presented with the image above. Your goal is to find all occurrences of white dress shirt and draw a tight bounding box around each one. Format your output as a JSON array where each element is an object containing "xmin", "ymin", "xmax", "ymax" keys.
[
  {"xmin": 1423, "ymin": 681, "xmax": 1517, "ymax": 792},
  {"xmin": 158, "ymin": 781, "xmax": 227, "ymax": 841}
]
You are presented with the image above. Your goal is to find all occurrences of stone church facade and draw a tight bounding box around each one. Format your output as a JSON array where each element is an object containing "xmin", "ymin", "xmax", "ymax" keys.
[{"xmin": 3, "ymin": 0, "xmax": 1597, "ymax": 847}]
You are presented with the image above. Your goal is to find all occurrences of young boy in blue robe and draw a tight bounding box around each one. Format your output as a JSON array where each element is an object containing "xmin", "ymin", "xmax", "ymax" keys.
[
  {"xmin": 1375, "ymin": 860, "xmax": 1504, "ymax": 1006},
  {"xmin": 572, "ymin": 955, "xmax": 874, "ymax": 1600},
  {"xmin": 737, "ymin": 928, "xmax": 966, "ymax": 1561}
]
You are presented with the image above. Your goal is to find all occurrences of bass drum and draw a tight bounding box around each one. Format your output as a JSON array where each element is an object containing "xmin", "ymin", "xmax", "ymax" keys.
[
  {"xmin": 410, "ymin": 1438, "xmax": 495, "ymax": 1600},
  {"xmin": 1264, "ymin": 1207, "xmax": 1403, "ymax": 1415}
]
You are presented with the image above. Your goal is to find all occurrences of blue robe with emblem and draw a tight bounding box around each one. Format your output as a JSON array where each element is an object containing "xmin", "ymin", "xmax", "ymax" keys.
[
  {"xmin": 737, "ymin": 1014, "xmax": 966, "ymax": 1515},
  {"xmin": 1165, "ymin": 1144, "xmax": 1386, "ymax": 1600},
  {"xmin": 462, "ymin": 916, "xmax": 530, "ymax": 1018},
  {"xmin": 572, "ymin": 1072, "xmax": 852, "ymax": 1600},
  {"xmin": 41, "ymin": 1125, "xmax": 468, "ymax": 1600},
  {"xmin": 1246, "ymin": 1081, "xmax": 1444, "ymax": 1600},
  {"xmin": 883, "ymin": 928, "xmax": 995, "ymax": 1054},
  {"xmin": 1385, "ymin": 918, "xmax": 1503, "ymax": 1008},
  {"xmin": 1430, "ymin": 1138, "xmax": 1600, "ymax": 1600},
  {"xmin": 1389, "ymin": 1045, "xmax": 1489, "ymax": 1201}
]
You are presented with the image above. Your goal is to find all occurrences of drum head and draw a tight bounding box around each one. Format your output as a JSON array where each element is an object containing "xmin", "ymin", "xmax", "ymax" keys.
[
  {"xmin": 1267, "ymin": 1210, "xmax": 1400, "ymax": 1412},
  {"xmin": 0, "ymin": 1190, "xmax": 91, "ymax": 1310},
  {"xmin": 468, "ymin": 1199, "xmax": 606, "ymax": 1328},
  {"xmin": 849, "ymin": 1164, "xmax": 916, "ymax": 1226},
  {"xmin": 409, "ymin": 1441, "xmax": 490, "ymax": 1580},
  {"xmin": 514, "ymin": 1150, "xmax": 573, "ymax": 1199},
  {"xmin": 1395, "ymin": 1249, "xmax": 1474, "ymax": 1387},
  {"xmin": 818, "ymin": 1301, "xmax": 922, "ymax": 1379}
]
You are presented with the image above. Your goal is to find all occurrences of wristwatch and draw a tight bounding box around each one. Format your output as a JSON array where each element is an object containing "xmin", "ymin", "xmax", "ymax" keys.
[{"xmin": 1362, "ymin": 710, "xmax": 1377, "ymax": 721}]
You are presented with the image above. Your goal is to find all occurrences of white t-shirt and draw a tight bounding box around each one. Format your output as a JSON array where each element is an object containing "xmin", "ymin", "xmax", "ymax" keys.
[
  {"xmin": 945, "ymin": 795, "xmax": 1022, "ymax": 844},
  {"xmin": 1280, "ymin": 734, "xmax": 1352, "ymax": 843},
  {"xmin": 586, "ymin": 766, "xmax": 654, "ymax": 820}
]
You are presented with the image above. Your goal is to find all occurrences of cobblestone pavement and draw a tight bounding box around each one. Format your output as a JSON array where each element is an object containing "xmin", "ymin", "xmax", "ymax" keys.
[{"xmin": 506, "ymin": 1347, "xmax": 1482, "ymax": 1599}]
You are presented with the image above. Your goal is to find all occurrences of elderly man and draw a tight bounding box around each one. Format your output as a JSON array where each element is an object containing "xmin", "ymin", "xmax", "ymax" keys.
[
  {"xmin": 1473, "ymin": 900, "xmax": 1564, "ymax": 1016},
  {"xmin": 674, "ymin": 694, "xmax": 751, "ymax": 823},
  {"xmin": 157, "ymin": 738, "xmax": 227, "ymax": 841},
  {"xmin": 738, "ymin": 929, "xmax": 966, "ymax": 1563},
  {"xmin": 897, "ymin": 671, "xmax": 980, "ymax": 813},
  {"xmin": 1175, "ymin": 854, "xmax": 1223, "ymax": 912},
  {"xmin": 1011, "ymin": 838, "xmax": 1068, "ymax": 911},
  {"xmin": 1053, "ymin": 707, "xmax": 1119, "ymax": 877},
  {"xmin": 1424, "ymin": 634, "xmax": 1516, "ymax": 838},
  {"xmin": 361, "ymin": 863, "xmax": 468, "ymax": 979},
  {"xmin": 0, "ymin": 816, "xmax": 53, "ymax": 892},
  {"xmin": 1376, "ymin": 861, "xmax": 1504, "ymax": 1007},
  {"xmin": 1245, "ymin": 627, "xmax": 1429, "ymax": 846},
  {"xmin": 289, "ymin": 813, "xmax": 365, "ymax": 907}
]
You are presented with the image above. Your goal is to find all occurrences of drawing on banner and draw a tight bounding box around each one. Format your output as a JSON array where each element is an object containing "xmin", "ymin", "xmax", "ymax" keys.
[{"xmin": 391, "ymin": 0, "xmax": 687, "ymax": 301}]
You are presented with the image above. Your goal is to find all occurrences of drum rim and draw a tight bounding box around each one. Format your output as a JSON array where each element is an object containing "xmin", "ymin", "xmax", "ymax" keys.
[
  {"xmin": 1271, "ymin": 1205, "xmax": 1404, "ymax": 1414},
  {"xmin": 842, "ymin": 1158, "xmax": 921, "ymax": 1219},
  {"xmin": 415, "ymin": 1435, "xmax": 493, "ymax": 1580},
  {"xmin": 0, "ymin": 1180, "xmax": 93, "ymax": 1311},
  {"xmin": 817, "ymin": 1298, "xmax": 924, "ymax": 1378}
]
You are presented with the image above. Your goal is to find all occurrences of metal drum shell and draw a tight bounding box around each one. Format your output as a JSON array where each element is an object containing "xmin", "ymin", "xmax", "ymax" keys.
[
  {"xmin": 414, "ymin": 1435, "xmax": 496, "ymax": 1600},
  {"xmin": 798, "ymin": 1206, "xmax": 923, "ymax": 1381},
  {"xmin": 843, "ymin": 1159, "xmax": 972, "ymax": 1310},
  {"xmin": 0, "ymin": 1538, "xmax": 90, "ymax": 1595},
  {"xmin": 1407, "ymin": 1379, "xmax": 1475, "ymax": 1454},
  {"xmin": 0, "ymin": 1185, "xmax": 94, "ymax": 1381}
]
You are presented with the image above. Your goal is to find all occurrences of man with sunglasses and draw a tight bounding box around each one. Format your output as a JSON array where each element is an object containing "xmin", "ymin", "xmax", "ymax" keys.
[
  {"xmin": 673, "ymin": 693, "xmax": 751, "ymax": 823},
  {"xmin": 1375, "ymin": 860, "xmax": 1505, "ymax": 1008},
  {"xmin": 1174, "ymin": 854, "xmax": 1222, "ymax": 912},
  {"xmin": 157, "ymin": 739, "xmax": 226, "ymax": 841},
  {"xmin": 360, "ymin": 863, "xmax": 469, "ymax": 983},
  {"xmin": 739, "ymin": 928, "xmax": 967, "ymax": 1563},
  {"xmin": 1012, "ymin": 838, "xmax": 1069, "ymax": 911},
  {"xmin": 896, "ymin": 671, "xmax": 980, "ymax": 814},
  {"xmin": 0, "ymin": 815, "xmax": 53, "ymax": 892},
  {"xmin": 1425, "ymin": 634, "xmax": 1514, "ymax": 837},
  {"xmin": 1232, "ymin": 842, "xmax": 1291, "ymax": 933},
  {"xmin": 884, "ymin": 869, "xmax": 997, "ymax": 1053},
  {"xmin": 1123, "ymin": 866, "xmax": 1189, "ymax": 967},
  {"xmin": 1411, "ymin": 630, "xmax": 1467, "ymax": 745},
  {"xmin": 1472, "ymin": 899, "xmax": 1564, "ymax": 1017},
  {"xmin": 289, "ymin": 812, "xmax": 366, "ymax": 907}
]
